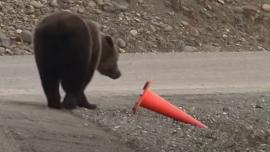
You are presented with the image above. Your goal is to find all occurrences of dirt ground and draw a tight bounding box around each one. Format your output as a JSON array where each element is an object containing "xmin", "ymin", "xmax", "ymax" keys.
[
  {"xmin": 73, "ymin": 93, "xmax": 270, "ymax": 152},
  {"xmin": 1, "ymin": 0, "xmax": 270, "ymax": 55},
  {"xmin": 0, "ymin": 97, "xmax": 135, "ymax": 152}
]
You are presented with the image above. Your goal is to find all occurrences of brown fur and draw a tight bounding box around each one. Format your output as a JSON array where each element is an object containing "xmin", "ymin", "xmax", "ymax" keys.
[{"xmin": 33, "ymin": 11, "xmax": 121, "ymax": 109}]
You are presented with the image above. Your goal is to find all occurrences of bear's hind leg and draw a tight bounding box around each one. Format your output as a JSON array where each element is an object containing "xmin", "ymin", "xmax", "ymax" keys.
[
  {"xmin": 39, "ymin": 71, "xmax": 62, "ymax": 109},
  {"xmin": 61, "ymin": 72, "xmax": 84, "ymax": 110},
  {"xmin": 62, "ymin": 93, "xmax": 78, "ymax": 109},
  {"xmin": 77, "ymin": 93, "xmax": 97, "ymax": 109}
]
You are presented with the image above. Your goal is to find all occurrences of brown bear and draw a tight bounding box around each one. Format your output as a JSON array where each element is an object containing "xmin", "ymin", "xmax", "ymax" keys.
[{"xmin": 33, "ymin": 11, "xmax": 121, "ymax": 109}]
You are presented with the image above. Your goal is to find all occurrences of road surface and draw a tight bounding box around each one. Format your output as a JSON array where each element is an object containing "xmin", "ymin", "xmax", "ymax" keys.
[{"xmin": 1, "ymin": 51, "xmax": 270, "ymax": 151}]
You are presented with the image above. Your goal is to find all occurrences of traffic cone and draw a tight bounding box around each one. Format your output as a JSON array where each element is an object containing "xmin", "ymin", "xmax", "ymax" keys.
[{"xmin": 133, "ymin": 81, "xmax": 207, "ymax": 128}]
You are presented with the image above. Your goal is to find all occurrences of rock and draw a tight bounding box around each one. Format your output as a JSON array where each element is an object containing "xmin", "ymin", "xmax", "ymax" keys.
[
  {"xmin": 181, "ymin": 20, "xmax": 189, "ymax": 26},
  {"xmin": 262, "ymin": 4, "xmax": 270, "ymax": 12},
  {"xmin": 116, "ymin": 38, "xmax": 126, "ymax": 48},
  {"xmin": 184, "ymin": 45, "xmax": 197, "ymax": 52},
  {"xmin": 112, "ymin": 1, "xmax": 129, "ymax": 11},
  {"xmin": 255, "ymin": 104, "xmax": 263, "ymax": 109},
  {"xmin": 147, "ymin": 41, "xmax": 157, "ymax": 48},
  {"xmin": 0, "ymin": 47, "xmax": 5, "ymax": 55},
  {"xmin": 102, "ymin": 3, "xmax": 116, "ymax": 12},
  {"xmin": 21, "ymin": 30, "xmax": 32, "ymax": 43},
  {"xmin": 77, "ymin": 7, "xmax": 84, "ymax": 13},
  {"xmin": 0, "ymin": 32, "xmax": 11, "ymax": 48},
  {"xmin": 134, "ymin": 18, "xmax": 141, "ymax": 22},
  {"xmin": 5, "ymin": 48, "xmax": 13, "ymax": 55},
  {"xmin": 138, "ymin": 45, "xmax": 147, "ymax": 52},
  {"xmin": 222, "ymin": 107, "xmax": 230, "ymax": 112},
  {"xmin": 31, "ymin": 1, "xmax": 43, "ymax": 8},
  {"xmin": 16, "ymin": 29, "xmax": 23, "ymax": 34},
  {"xmin": 150, "ymin": 25, "xmax": 156, "ymax": 32},
  {"xmin": 168, "ymin": 11, "xmax": 175, "ymax": 16},
  {"xmin": 94, "ymin": 9, "xmax": 102, "ymax": 14},
  {"xmin": 138, "ymin": 0, "xmax": 143, "ymax": 4},
  {"xmin": 217, "ymin": 0, "xmax": 225, "ymax": 5},
  {"xmin": 14, "ymin": 48, "xmax": 28, "ymax": 55},
  {"xmin": 164, "ymin": 25, "xmax": 173, "ymax": 32},
  {"xmin": 91, "ymin": 20, "xmax": 102, "ymax": 30},
  {"xmin": 242, "ymin": 5, "xmax": 259, "ymax": 17},
  {"xmin": 25, "ymin": 6, "xmax": 35, "ymax": 15},
  {"xmin": 119, "ymin": 48, "xmax": 126, "ymax": 53},
  {"xmin": 89, "ymin": 1, "xmax": 97, "ymax": 7},
  {"xmin": 95, "ymin": 0, "xmax": 104, "ymax": 6},
  {"xmin": 130, "ymin": 30, "xmax": 138, "ymax": 36},
  {"xmin": 101, "ymin": 0, "xmax": 129, "ymax": 12},
  {"xmin": 202, "ymin": 45, "xmax": 221, "ymax": 52},
  {"xmin": 49, "ymin": 0, "xmax": 58, "ymax": 7},
  {"xmin": 62, "ymin": 0, "xmax": 73, "ymax": 3},
  {"xmin": 175, "ymin": 40, "xmax": 185, "ymax": 52},
  {"xmin": 190, "ymin": 27, "xmax": 200, "ymax": 36}
]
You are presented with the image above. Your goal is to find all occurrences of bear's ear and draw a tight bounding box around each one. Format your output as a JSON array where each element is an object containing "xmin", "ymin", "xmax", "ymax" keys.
[{"xmin": 105, "ymin": 35, "xmax": 114, "ymax": 47}]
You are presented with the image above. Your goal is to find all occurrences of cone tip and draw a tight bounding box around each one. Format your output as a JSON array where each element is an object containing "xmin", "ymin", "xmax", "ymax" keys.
[
  {"xmin": 198, "ymin": 124, "xmax": 208, "ymax": 129},
  {"xmin": 193, "ymin": 120, "xmax": 208, "ymax": 128}
]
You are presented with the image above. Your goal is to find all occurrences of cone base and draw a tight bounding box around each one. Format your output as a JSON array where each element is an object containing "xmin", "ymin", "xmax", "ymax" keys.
[{"xmin": 132, "ymin": 80, "xmax": 152, "ymax": 113}]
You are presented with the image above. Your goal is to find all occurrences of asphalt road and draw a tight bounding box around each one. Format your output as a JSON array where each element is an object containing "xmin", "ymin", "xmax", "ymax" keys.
[
  {"xmin": 1, "ymin": 52, "xmax": 270, "ymax": 97},
  {"xmin": 1, "ymin": 51, "xmax": 270, "ymax": 151}
]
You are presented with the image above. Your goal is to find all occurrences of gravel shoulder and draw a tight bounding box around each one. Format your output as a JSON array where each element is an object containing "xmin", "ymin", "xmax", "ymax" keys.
[{"xmin": 74, "ymin": 93, "xmax": 270, "ymax": 152}]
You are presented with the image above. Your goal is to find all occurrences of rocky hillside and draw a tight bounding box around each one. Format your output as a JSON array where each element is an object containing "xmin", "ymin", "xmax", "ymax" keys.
[{"xmin": 0, "ymin": 0, "xmax": 270, "ymax": 55}]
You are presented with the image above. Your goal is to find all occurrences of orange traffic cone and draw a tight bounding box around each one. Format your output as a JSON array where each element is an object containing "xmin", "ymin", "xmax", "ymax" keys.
[{"xmin": 133, "ymin": 81, "xmax": 207, "ymax": 128}]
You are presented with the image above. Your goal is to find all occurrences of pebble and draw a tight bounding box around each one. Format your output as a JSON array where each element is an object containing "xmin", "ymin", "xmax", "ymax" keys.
[
  {"xmin": 94, "ymin": 9, "xmax": 102, "ymax": 14},
  {"xmin": 130, "ymin": 30, "xmax": 138, "ymax": 36},
  {"xmin": 116, "ymin": 38, "xmax": 126, "ymax": 48},
  {"xmin": 5, "ymin": 48, "xmax": 13, "ymax": 55},
  {"xmin": 242, "ymin": 5, "xmax": 259, "ymax": 16},
  {"xmin": 62, "ymin": 0, "xmax": 73, "ymax": 4},
  {"xmin": 77, "ymin": 7, "xmax": 84, "ymax": 13},
  {"xmin": 0, "ymin": 32, "xmax": 11, "ymax": 48},
  {"xmin": 21, "ymin": 30, "xmax": 32, "ymax": 43},
  {"xmin": 222, "ymin": 107, "xmax": 230, "ymax": 112},
  {"xmin": 0, "ymin": 47, "xmax": 5, "ymax": 55},
  {"xmin": 49, "ymin": 0, "xmax": 58, "ymax": 7},
  {"xmin": 95, "ymin": 0, "xmax": 104, "ymax": 6},
  {"xmin": 14, "ymin": 48, "xmax": 28, "ymax": 55},
  {"xmin": 112, "ymin": 1, "xmax": 129, "ymax": 11},
  {"xmin": 164, "ymin": 25, "xmax": 173, "ymax": 32},
  {"xmin": 175, "ymin": 40, "xmax": 185, "ymax": 52},
  {"xmin": 31, "ymin": 1, "xmax": 43, "ymax": 8},
  {"xmin": 138, "ymin": 0, "xmax": 143, "ymax": 4},
  {"xmin": 217, "ymin": 0, "xmax": 225, "ymax": 5},
  {"xmin": 102, "ymin": 3, "xmax": 116, "ymax": 12},
  {"xmin": 262, "ymin": 4, "xmax": 270, "ymax": 12},
  {"xmin": 181, "ymin": 20, "xmax": 189, "ymax": 26},
  {"xmin": 184, "ymin": 45, "xmax": 197, "ymax": 52},
  {"xmin": 255, "ymin": 104, "xmax": 263, "ymax": 109},
  {"xmin": 119, "ymin": 48, "xmax": 126, "ymax": 53},
  {"xmin": 202, "ymin": 45, "xmax": 221, "ymax": 52},
  {"xmin": 16, "ymin": 29, "xmax": 23, "ymax": 34},
  {"xmin": 150, "ymin": 25, "xmax": 157, "ymax": 32},
  {"xmin": 89, "ymin": 1, "xmax": 97, "ymax": 7}
]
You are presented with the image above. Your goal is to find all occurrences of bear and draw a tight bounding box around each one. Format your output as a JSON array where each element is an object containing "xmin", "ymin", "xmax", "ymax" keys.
[{"xmin": 33, "ymin": 11, "xmax": 121, "ymax": 110}]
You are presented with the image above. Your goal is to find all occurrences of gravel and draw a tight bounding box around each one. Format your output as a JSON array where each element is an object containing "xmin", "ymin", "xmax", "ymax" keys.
[
  {"xmin": 73, "ymin": 93, "xmax": 270, "ymax": 152},
  {"xmin": 0, "ymin": 0, "xmax": 269, "ymax": 55}
]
